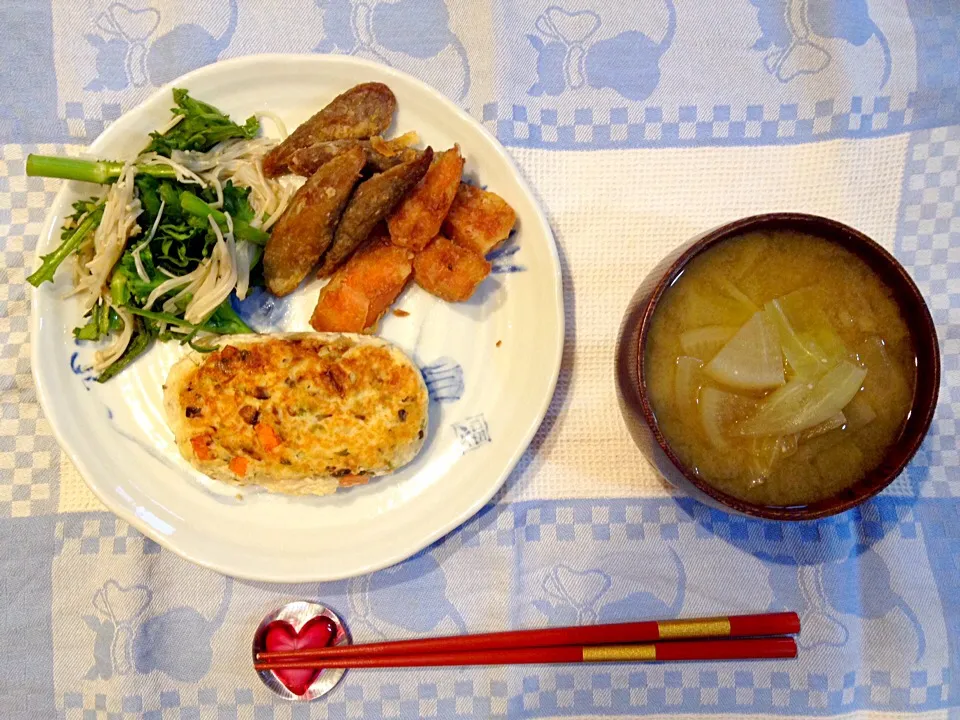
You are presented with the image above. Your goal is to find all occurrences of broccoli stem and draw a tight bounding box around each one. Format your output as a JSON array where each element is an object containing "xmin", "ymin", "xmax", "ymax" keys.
[
  {"xmin": 26, "ymin": 155, "xmax": 178, "ymax": 184},
  {"xmin": 27, "ymin": 202, "xmax": 106, "ymax": 287},
  {"xmin": 178, "ymin": 191, "xmax": 270, "ymax": 246}
]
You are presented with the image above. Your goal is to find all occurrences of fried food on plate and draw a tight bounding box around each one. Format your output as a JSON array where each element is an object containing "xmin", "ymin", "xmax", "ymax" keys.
[
  {"xmin": 288, "ymin": 132, "xmax": 421, "ymax": 176},
  {"xmin": 388, "ymin": 145, "xmax": 464, "ymax": 252},
  {"xmin": 311, "ymin": 230, "xmax": 414, "ymax": 333},
  {"xmin": 263, "ymin": 145, "xmax": 365, "ymax": 296},
  {"xmin": 164, "ymin": 333, "xmax": 428, "ymax": 495},
  {"xmin": 318, "ymin": 148, "xmax": 433, "ymax": 276},
  {"xmin": 441, "ymin": 183, "xmax": 517, "ymax": 256},
  {"xmin": 413, "ymin": 235, "xmax": 491, "ymax": 302},
  {"xmin": 263, "ymin": 82, "xmax": 397, "ymax": 177},
  {"xmin": 288, "ymin": 139, "xmax": 363, "ymax": 176}
]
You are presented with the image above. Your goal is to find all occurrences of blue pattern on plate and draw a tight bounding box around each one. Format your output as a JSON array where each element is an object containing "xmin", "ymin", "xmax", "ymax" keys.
[
  {"xmin": 452, "ymin": 414, "xmax": 492, "ymax": 451},
  {"xmin": 421, "ymin": 357, "xmax": 465, "ymax": 402}
]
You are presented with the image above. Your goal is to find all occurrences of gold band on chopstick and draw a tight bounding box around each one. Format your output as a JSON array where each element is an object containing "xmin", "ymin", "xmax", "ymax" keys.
[
  {"xmin": 582, "ymin": 644, "xmax": 657, "ymax": 662},
  {"xmin": 658, "ymin": 617, "xmax": 731, "ymax": 639}
]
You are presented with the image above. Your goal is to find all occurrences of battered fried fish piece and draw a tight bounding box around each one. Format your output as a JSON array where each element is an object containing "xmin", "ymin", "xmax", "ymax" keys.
[
  {"xmin": 441, "ymin": 183, "xmax": 517, "ymax": 256},
  {"xmin": 288, "ymin": 136, "xmax": 421, "ymax": 176},
  {"xmin": 311, "ymin": 232, "xmax": 414, "ymax": 333},
  {"xmin": 413, "ymin": 235, "xmax": 491, "ymax": 302},
  {"xmin": 263, "ymin": 145, "xmax": 365, "ymax": 296},
  {"xmin": 317, "ymin": 148, "xmax": 433, "ymax": 276},
  {"xmin": 388, "ymin": 145, "xmax": 464, "ymax": 252},
  {"xmin": 263, "ymin": 82, "xmax": 397, "ymax": 177}
]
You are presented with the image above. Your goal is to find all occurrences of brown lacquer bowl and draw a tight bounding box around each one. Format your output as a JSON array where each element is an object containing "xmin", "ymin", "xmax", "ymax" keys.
[{"xmin": 616, "ymin": 213, "xmax": 940, "ymax": 520}]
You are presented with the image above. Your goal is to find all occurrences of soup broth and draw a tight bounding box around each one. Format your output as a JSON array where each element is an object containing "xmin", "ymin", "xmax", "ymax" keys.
[{"xmin": 645, "ymin": 230, "xmax": 917, "ymax": 507}]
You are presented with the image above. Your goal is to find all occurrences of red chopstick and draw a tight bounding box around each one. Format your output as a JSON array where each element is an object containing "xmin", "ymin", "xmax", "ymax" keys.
[
  {"xmin": 255, "ymin": 637, "xmax": 797, "ymax": 670},
  {"xmin": 256, "ymin": 611, "xmax": 799, "ymax": 662}
]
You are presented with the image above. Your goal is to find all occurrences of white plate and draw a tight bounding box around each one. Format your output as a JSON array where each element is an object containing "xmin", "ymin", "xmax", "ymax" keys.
[{"xmin": 31, "ymin": 54, "xmax": 563, "ymax": 582}]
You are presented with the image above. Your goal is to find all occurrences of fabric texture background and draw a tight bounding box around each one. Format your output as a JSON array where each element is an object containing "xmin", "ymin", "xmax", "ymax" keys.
[{"xmin": 1, "ymin": 1, "xmax": 959, "ymax": 718}]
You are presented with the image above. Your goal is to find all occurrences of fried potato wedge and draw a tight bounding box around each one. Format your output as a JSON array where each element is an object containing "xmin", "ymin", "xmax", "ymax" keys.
[
  {"xmin": 317, "ymin": 148, "xmax": 433, "ymax": 277},
  {"xmin": 441, "ymin": 183, "xmax": 517, "ymax": 256},
  {"xmin": 311, "ymin": 233, "xmax": 414, "ymax": 333},
  {"xmin": 264, "ymin": 145, "xmax": 365, "ymax": 296},
  {"xmin": 388, "ymin": 145, "xmax": 464, "ymax": 252},
  {"xmin": 413, "ymin": 235, "xmax": 491, "ymax": 302},
  {"xmin": 263, "ymin": 82, "xmax": 397, "ymax": 177}
]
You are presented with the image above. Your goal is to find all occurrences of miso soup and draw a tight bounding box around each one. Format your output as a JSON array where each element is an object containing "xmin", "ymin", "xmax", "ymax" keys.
[{"xmin": 645, "ymin": 230, "xmax": 917, "ymax": 507}]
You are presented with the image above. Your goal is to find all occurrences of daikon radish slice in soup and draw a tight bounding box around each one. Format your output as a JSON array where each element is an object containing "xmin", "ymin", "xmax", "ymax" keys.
[{"xmin": 645, "ymin": 230, "xmax": 916, "ymax": 507}]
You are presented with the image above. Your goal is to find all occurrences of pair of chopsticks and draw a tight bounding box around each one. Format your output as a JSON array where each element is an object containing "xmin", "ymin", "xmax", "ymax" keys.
[{"xmin": 254, "ymin": 611, "xmax": 799, "ymax": 670}]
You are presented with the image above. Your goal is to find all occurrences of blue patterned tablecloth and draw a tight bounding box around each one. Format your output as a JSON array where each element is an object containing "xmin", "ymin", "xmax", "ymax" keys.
[{"xmin": 2, "ymin": 1, "xmax": 960, "ymax": 718}]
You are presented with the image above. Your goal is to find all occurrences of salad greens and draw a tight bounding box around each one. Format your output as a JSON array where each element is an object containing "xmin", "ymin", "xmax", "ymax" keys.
[
  {"xmin": 28, "ymin": 199, "xmax": 106, "ymax": 287},
  {"xmin": 26, "ymin": 89, "xmax": 270, "ymax": 381},
  {"xmin": 146, "ymin": 88, "xmax": 259, "ymax": 156}
]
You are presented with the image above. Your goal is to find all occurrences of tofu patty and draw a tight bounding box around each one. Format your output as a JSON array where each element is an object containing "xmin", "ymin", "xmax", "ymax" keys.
[{"xmin": 164, "ymin": 333, "xmax": 428, "ymax": 495}]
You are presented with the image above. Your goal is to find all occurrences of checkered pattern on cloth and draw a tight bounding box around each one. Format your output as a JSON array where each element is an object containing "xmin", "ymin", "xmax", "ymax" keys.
[
  {"xmin": 482, "ymin": 97, "xmax": 917, "ymax": 149},
  {"xmin": 60, "ymin": 679, "xmax": 513, "ymax": 720},
  {"xmin": 896, "ymin": 126, "xmax": 960, "ymax": 498},
  {"xmin": 0, "ymin": 144, "xmax": 85, "ymax": 517}
]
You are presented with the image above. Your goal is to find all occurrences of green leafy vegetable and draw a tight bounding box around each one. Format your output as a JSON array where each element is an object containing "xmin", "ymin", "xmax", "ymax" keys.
[
  {"xmin": 27, "ymin": 199, "xmax": 105, "ymax": 287},
  {"xmin": 28, "ymin": 87, "xmax": 268, "ymax": 381},
  {"xmin": 127, "ymin": 298, "xmax": 252, "ymax": 335},
  {"xmin": 145, "ymin": 88, "xmax": 259, "ymax": 156},
  {"xmin": 204, "ymin": 300, "xmax": 254, "ymax": 335},
  {"xmin": 25, "ymin": 155, "xmax": 177, "ymax": 184},
  {"xmin": 179, "ymin": 189, "xmax": 269, "ymax": 245},
  {"xmin": 96, "ymin": 319, "xmax": 153, "ymax": 383},
  {"xmin": 73, "ymin": 300, "xmax": 122, "ymax": 341}
]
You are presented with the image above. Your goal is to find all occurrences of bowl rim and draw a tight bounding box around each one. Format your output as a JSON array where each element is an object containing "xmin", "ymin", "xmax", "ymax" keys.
[{"xmin": 635, "ymin": 212, "xmax": 940, "ymax": 520}]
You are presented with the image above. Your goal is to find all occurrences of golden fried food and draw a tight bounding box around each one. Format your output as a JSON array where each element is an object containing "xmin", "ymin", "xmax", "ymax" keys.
[
  {"xmin": 263, "ymin": 145, "xmax": 365, "ymax": 296},
  {"xmin": 288, "ymin": 135, "xmax": 421, "ymax": 176},
  {"xmin": 388, "ymin": 145, "xmax": 464, "ymax": 252},
  {"xmin": 164, "ymin": 334, "xmax": 428, "ymax": 495},
  {"xmin": 413, "ymin": 235, "xmax": 491, "ymax": 302},
  {"xmin": 441, "ymin": 183, "xmax": 517, "ymax": 256},
  {"xmin": 287, "ymin": 140, "xmax": 363, "ymax": 176},
  {"xmin": 311, "ymin": 232, "xmax": 414, "ymax": 333},
  {"xmin": 366, "ymin": 131, "xmax": 420, "ymax": 166},
  {"xmin": 317, "ymin": 148, "xmax": 433, "ymax": 277},
  {"xmin": 263, "ymin": 82, "xmax": 397, "ymax": 177}
]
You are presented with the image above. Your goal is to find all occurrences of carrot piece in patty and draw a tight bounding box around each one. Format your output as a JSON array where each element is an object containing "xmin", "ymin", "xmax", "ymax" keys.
[
  {"xmin": 229, "ymin": 456, "xmax": 249, "ymax": 477},
  {"xmin": 256, "ymin": 424, "xmax": 281, "ymax": 452},
  {"xmin": 190, "ymin": 434, "xmax": 213, "ymax": 461}
]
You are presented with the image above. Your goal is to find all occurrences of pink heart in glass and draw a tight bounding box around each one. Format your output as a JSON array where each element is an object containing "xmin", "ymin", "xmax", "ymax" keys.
[{"xmin": 263, "ymin": 616, "xmax": 337, "ymax": 696}]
